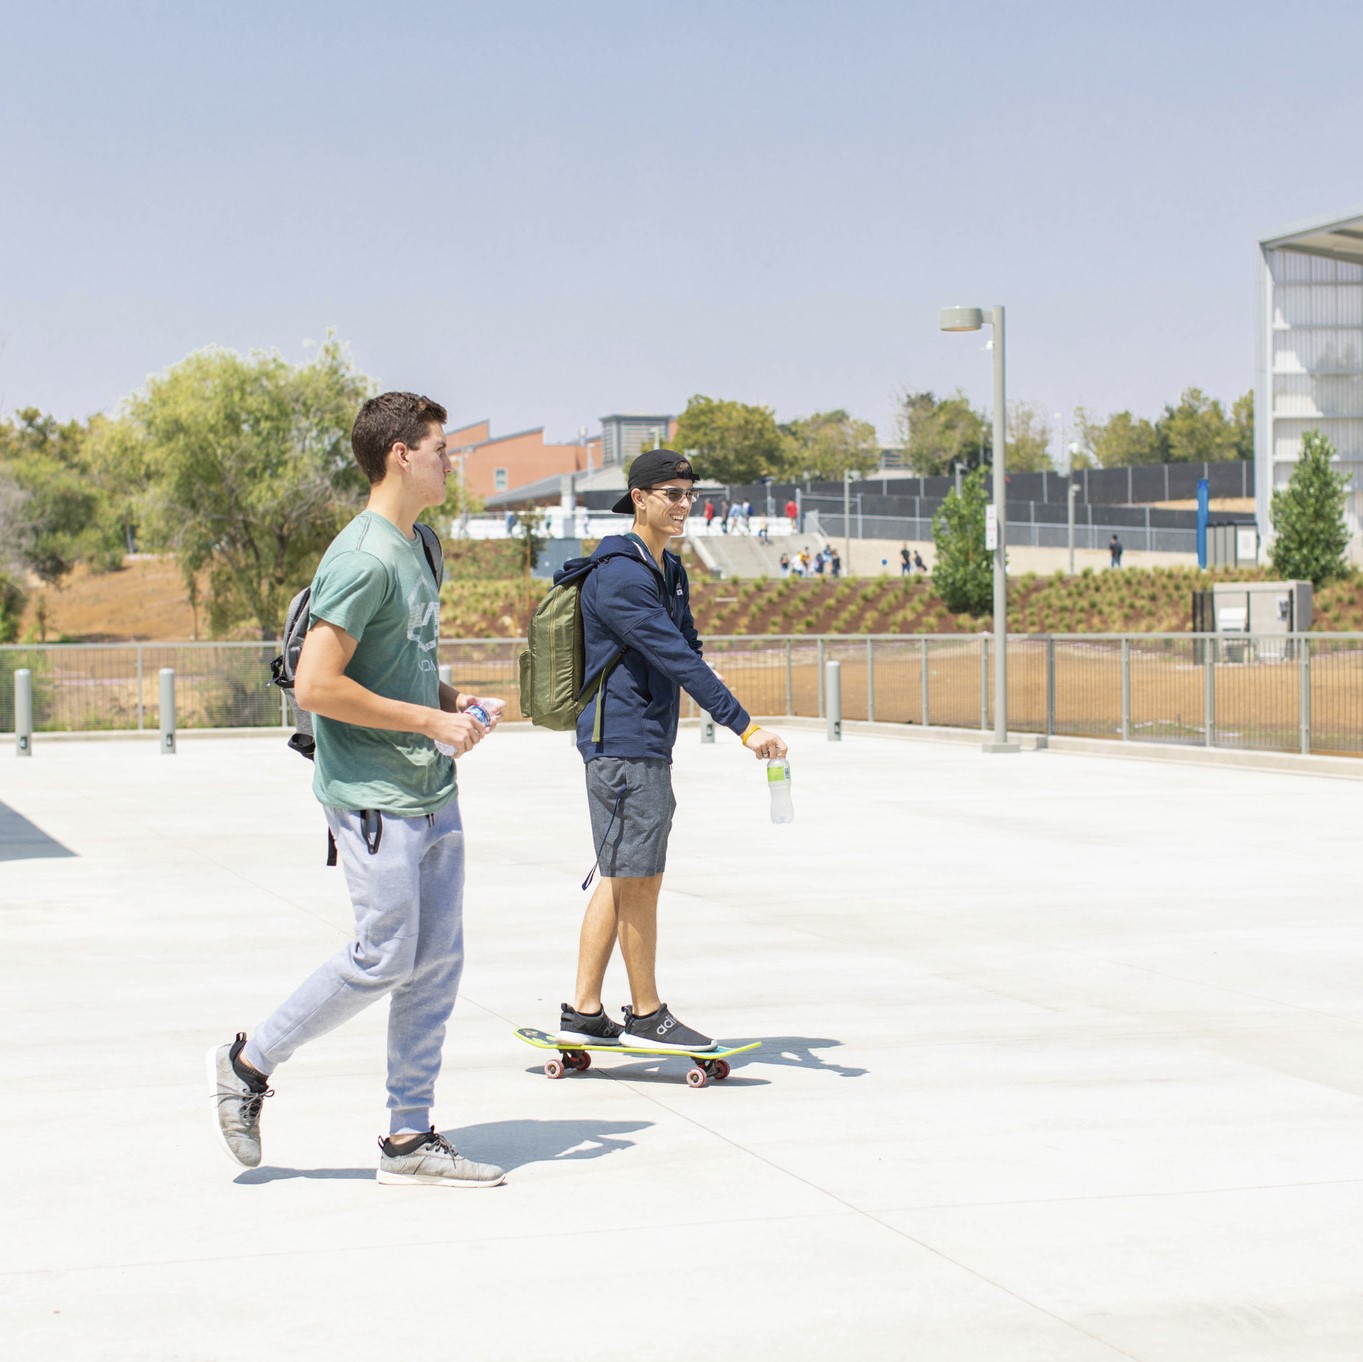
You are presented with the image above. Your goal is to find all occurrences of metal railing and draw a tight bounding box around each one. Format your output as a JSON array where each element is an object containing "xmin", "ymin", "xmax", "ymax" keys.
[{"xmin": 4, "ymin": 634, "xmax": 1361, "ymax": 758}]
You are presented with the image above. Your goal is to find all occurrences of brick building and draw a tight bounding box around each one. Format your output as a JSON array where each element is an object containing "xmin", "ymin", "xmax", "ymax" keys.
[{"xmin": 446, "ymin": 421, "xmax": 602, "ymax": 502}]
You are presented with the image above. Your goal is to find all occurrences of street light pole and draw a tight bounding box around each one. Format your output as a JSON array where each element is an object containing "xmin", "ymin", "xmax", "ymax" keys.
[
  {"xmin": 1068, "ymin": 481, "xmax": 1078, "ymax": 575},
  {"xmin": 940, "ymin": 304, "xmax": 1019, "ymax": 754},
  {"xmin": 843, "ymin": 471, "xmax": 852, "ymax": 576}
]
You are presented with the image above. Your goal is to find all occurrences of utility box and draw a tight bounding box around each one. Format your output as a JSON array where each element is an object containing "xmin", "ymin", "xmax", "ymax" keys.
[{"xmin": 1193, "ymin": 580, "xmax": 1311, "ymax": 662}]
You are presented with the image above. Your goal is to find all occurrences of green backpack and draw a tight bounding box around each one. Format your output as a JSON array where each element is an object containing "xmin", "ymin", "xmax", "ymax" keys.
[{"xmin": 518, "ymin": 552, "xmax": 628, "ymax": 739}]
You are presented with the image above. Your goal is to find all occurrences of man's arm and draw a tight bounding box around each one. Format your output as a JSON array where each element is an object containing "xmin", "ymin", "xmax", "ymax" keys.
[{"xmin": 295, "ymin": 621, "xmax": 487, "ymax": 756}]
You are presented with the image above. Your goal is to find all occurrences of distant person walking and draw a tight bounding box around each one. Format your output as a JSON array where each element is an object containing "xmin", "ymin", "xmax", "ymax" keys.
[
  {"xmin": 784, "ymin": 497, "xmax": 799, "ymax": 532},
  {"xmin": 779, "ymin": 551, "xmax": 791, "ymax": 578},
  {"xmin": 913, "ymin": 550, "xmax": 926, "ymax": 573},
  {"xmin": 900, "ymin": 545, "xmax": 911, "ymax": 576},
  {"xmin": 830, "ymin": 548, "xmax": 841, "ymax": 578},
  {"xmin": 703, "ymin": 498, "xmax": 715, "ymax": 533},
  {"xmin": 719, "ymin": 498, "xmax": 730, "ymax": 534},
  {"xmin": 1109, "ymin": 534, "xmax": 1123, "ymax": 569}
]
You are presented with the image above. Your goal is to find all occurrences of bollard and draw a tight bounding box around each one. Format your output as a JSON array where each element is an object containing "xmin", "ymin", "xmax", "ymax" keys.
[
  {"xmin": 700, "ymin": 711, "xmax": 715, "ymax": 743},
  {"xmin": 438, "ymin": 664, "xmax": 452, "ymax": 686},
  {"xmin": 825, "ymin": 659, "xmax": 842, "ymax": 742},
  {"xmin": 15, "ymin": 668, "xmax": 33, "ymax": 756},
  {"xmin": 159, "ymin": 667, "xmax": 177, "ymax": 755}
]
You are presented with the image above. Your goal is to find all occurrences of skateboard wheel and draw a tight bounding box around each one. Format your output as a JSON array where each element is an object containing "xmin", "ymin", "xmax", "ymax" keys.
[
  {"xmin": 569, "ymin": 1051, "xmax": 591, "ymax": 1071},
  {"xmin": 685, "ymin": 1067, "xmax": 708, "ymax": 1089},
  {"xmin": 709, "ymin": 1059, "xmax": 730, "ymax": 1081},
  {"xmin": 544, "ymin": 1058, "xmax": 565, "ymax": 1080}
]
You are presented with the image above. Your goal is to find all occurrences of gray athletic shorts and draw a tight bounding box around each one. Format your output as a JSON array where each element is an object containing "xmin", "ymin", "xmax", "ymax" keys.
[{"xmin": 585, "ymin": 756, "xmax": 676, "ymax": 879}]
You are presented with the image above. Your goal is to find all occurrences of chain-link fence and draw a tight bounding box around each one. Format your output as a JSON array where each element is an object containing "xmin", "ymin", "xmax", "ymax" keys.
[{"xmin": 4, "ymin": 634, "xmax": 1361, "ymax": 757}]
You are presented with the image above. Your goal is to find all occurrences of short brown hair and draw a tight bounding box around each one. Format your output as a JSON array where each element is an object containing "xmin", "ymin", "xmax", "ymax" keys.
[{"xmin": 351, "ymin": 392, "xmax": 448, "ymax": 484}]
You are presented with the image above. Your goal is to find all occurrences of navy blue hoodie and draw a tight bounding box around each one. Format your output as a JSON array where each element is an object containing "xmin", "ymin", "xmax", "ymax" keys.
[{"xmin": 574, "ymin": 534, "xmax": 751, "ymax": 762}]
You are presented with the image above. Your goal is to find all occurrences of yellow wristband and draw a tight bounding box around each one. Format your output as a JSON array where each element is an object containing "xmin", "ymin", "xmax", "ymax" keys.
[{"xmin": 740, "ymin": 722, "xmax": 760, "ymax": 743}]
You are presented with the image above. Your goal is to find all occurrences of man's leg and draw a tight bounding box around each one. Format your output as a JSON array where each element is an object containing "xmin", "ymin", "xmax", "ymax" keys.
[
  {"xmin": 243, "ymin": 807, "xmax": 424, "ymax": 1076},
  {"xmin": 383, "ymin": 800, "xmax": 465, "ymax": 1136},
  {"xmin": 573, "ymin": 873, "xmax": 663, "ymax": 1016}
]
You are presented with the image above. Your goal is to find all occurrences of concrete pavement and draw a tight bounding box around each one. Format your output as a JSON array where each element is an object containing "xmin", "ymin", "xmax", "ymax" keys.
[{"xmin": 3, "ymin": 723, "xmax": 1361, "ymax": 1361}]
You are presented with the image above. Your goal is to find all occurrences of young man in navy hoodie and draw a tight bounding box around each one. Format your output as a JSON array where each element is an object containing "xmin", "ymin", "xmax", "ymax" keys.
[{"xmin": 557, "ymin": 450, "xmax": 788, "ymax": 1052}]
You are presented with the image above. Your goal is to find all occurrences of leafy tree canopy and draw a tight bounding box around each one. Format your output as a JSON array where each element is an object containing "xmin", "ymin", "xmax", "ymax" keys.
[
  {"xmin": 780, "ymin": 409, "xmax": 880, "ymax": 480},
  {"xmin": 1270, "ymin": 429, "xmax": 1352, "ymax": 587},
  {"xmin": 673, "ymin": 394, "xmax": 785, "ymax": 483},
  {"xmin": 898, "ymin": 390, "xmax": 990, "ymax": 477},
  {"xmin": 134, "ymin": 337, "xmax": 373, "ymax": 637},
  {"xmin": 1005, "ymin": 403, "xmax": 1053, "ymax": 473},
  {"xmin": 0, "ymin": 408, "xmax": 122, "ymax": 583}
]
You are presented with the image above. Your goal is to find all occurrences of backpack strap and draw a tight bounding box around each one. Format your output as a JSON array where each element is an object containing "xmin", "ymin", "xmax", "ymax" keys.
[{"xmin": 414, "ymin": 522, "xmax": 444, "ymax": 588}]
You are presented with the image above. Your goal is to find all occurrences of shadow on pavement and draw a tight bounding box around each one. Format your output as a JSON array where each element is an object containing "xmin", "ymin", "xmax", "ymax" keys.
[
  {"xmin": 0, "ymin": 801, "xmax": 75, "ymax": 862},
  {"xmin": 747, "ymin": 1037, "xmax": 867, "ymax": 1079},
  {"xmin": 444, "ymin": 1118, "xmax": 653, "ymax": 1170},
  {"xmin": 234, "ymin": 1118, "xmax": 652, "ymax": 1181}
]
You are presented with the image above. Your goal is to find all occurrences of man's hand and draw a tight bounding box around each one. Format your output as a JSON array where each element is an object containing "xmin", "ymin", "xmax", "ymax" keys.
[
  {"xmin": 429, "ymin": 710, "xmax": 487, "ymax": 757},
  {"xmin": 459, "ymin": 694, "xmax": 506, "ymax": 728},
  {"xmin": 743, "ymin": 727, "xmax": 788, "ymax": 760}
]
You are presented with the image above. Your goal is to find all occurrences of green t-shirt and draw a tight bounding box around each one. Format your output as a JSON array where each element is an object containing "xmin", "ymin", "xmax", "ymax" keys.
[{"xmin": 307, "ymin": 511, "xmax": 456, "ymax": 816}]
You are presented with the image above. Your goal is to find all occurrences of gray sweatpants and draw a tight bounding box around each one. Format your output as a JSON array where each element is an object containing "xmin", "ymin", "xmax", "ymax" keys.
[{"xmin": 243, "ymin": 800, "xmax": 466, "ymax": 1135}]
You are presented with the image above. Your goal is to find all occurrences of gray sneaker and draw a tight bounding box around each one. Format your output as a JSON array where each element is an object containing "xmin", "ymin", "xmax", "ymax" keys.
[
  {"xmin": 206, "ymin": 1032, "xmax": 272, "ymax": 1169},
  {"xmin": 376, "ymin": 1128, "xmax": 505, "ymax": 1188}
]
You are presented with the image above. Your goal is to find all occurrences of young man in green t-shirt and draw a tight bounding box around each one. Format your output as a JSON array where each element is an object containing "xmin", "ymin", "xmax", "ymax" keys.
[{"xmin": 208, "ymin": 392, "xmax": 506, "ymax": 1188}]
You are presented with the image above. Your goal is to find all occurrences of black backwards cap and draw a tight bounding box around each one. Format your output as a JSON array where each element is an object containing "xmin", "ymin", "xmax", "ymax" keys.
[{"xmin": 611, "ymin": 449, "xmax": 696, "ymax": 514}]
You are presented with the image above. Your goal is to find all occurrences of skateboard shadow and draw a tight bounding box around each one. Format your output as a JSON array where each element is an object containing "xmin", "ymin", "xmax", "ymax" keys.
[
  {"xmin": 745, "ymin": 1037, "xmax": 867, "ymax": 1079},
  {"xmin": 233, "ymin": 1118, "xmax": 650, "ymax": 1182}
]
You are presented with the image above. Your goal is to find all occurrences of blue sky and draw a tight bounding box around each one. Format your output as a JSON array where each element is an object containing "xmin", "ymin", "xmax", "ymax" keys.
[{"xmin": 4, "ymin": 0, "xmax": 1361, "ymax": 449}]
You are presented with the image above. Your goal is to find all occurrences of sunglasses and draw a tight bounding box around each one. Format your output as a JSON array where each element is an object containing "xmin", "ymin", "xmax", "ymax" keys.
[{"xmin": 648, "ymin": 487, "xmax": 698, "ymax": 505}]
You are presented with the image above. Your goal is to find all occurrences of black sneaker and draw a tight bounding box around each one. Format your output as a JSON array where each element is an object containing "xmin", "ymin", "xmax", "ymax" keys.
[
  {"xmin": 620, "ymin": 1003, "xmax": 717, "ymax": 1052},
  {"xmin": 557, "ymin": 1003, "xmax": 624, "ymax": 1045}
]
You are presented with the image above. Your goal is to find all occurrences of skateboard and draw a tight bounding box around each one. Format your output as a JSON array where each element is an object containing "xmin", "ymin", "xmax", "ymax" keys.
[{"xmin": 514, "ymin": 1026, "xmax": 760, "ymax": 1089}]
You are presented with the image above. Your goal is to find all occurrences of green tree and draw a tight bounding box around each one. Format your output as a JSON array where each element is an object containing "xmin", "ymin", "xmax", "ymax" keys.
[
  {"xmin": 673, "ymin": 394, "xmax": 785, "ymax": 483},
  {"xmin": 1270, "ymin": 429, "xmax": 1352, "ymax": 587},
  {"xmin": 780, "ymin": 409, "xmax": 880, "ymax": 479},
  {"xmin": 1231, "ymin": 390, "xmax": 1255, "ymax": 461},
  {"xmin": 1005, "ymin": 402, "xmax": 1052, "ymax": 472},
  {"xmin": 135, "ymin": 337, "xmax": 373, "ymax": 637},
  {"xmin": 0, "ymin": 569, "xmax": 25, "ymax": 643},
  {"xmin": 1158, "ymin": 387, "xmax": 1238, "ymax": 463},
  {"xmin": 898, "ymin": 390, "xmax": 989, "ymax": 476},
  {"xmin": 1076, "ymin": 408, "xmax": 1164, "ymax": 467},
  {"xmin": 0, "ymin": 408, "xmax": 120, "ymax": 583},
  {"xmin": 931, "ymin": 467, "xmax": 994, "ymax": 614}
]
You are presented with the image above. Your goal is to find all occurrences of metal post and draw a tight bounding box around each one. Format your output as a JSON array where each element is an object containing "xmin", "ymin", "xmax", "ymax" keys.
[
  {"xmin": 1120, "ymin": 637, "xmax": 1131, "ymax": 742},
  {"xmin": 825, "ymin": 660, "xmax": 842, "ymax": 742},
  {"xmin": 920, "ymin": 637, "xmax": 930, "ymax": 727},
  {"xmin": 700, "ymin": 710, "xmax": 715, "ymax": 743},
  {"xmin": 816, "ymin": 638, "xmax": 826, "ymax": 717},
  {"xmin": 843, "ymin": 473, "xmax": 852, "ymax": 576},
  {"xmin": 1067, "ymin": 482, "xmax": 1077, "ymax": 575},
  {"xmin": 1046, "ymin": 636, "xmax": 1055, "ymax": 736},
  {"xmin": 438, "ymin": 664, "xmax": 452, "ymax": 686},
  {"xmin": 866, "ymin": 637, "xmax": 875, "ymax": 723},
  {"xmin": 15, "ymin": 668, "xmax": 32, "ymax": 756},
  {"xmin": 784, "ymin": 638, "xmax": 793, "ymax": 716},
  {"xmin": 159, "ymin": 667, "xmax": 177, "ymax": 755},
  {"xmin": 1203, "ymin": 646, "xmax": 1215, "ymax": 749},
  {"xmin": 137, "ymin": 644, "xmax": 145, "ymax": 732},
  {"xmin": 986, "ymin": 306, "xmax": 1015, "ymax": 752},
  {"xmin": 1299, "ymin": 637, "xmax": 1311, "ymax": 756},
  {"xmin": 980, "ymin": 636, "xmax": 989, "ymax": 731}
]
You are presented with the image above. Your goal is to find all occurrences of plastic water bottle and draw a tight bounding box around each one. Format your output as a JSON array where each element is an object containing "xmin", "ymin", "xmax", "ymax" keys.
[
  {"xmin": 767, "ymin": 758, "xmax": 794, "ymax": 824},
  {"xmin": 436, "ymin": 704, "xmax": 492, "ymax": 756}
]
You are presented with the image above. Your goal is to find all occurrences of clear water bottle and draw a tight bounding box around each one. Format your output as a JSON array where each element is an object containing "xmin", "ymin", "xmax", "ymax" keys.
[
  {"xmin": 767, "ymin": 757, "xmax": 794, "ymax": 824},
  {"xmin": 436, "ymin": 704, "xmax": 491, "ymax": 755}
]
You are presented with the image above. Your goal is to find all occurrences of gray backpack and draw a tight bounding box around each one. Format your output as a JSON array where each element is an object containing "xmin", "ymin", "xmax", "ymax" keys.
[{"xmin": 270, "ymin": 522, "xmax": 444, "ymax": 760}]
